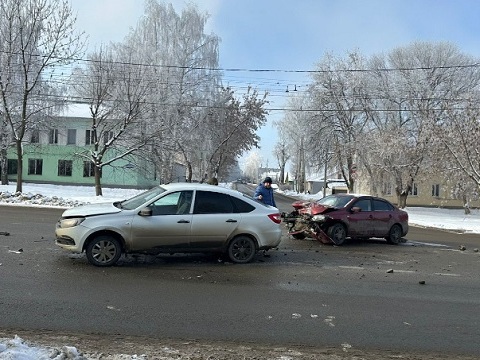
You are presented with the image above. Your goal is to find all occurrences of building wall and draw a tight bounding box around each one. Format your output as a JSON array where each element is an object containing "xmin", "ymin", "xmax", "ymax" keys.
[
  {"xmin": 355, "ymin": 176, "xmax": 480, "ymax": 209},
  {"xmin": 5, "ymin": 116, "xmax": 167, "ymax": 189}
]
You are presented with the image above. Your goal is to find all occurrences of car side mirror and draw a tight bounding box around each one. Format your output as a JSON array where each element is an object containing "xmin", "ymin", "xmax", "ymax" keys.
[
  {"xmin": 351, "ymin": 207, "xmax": 361, "ymax": 213},
  {"xmin": 139, "ymin": 207, "xmax": 152, "ymax": 216}
]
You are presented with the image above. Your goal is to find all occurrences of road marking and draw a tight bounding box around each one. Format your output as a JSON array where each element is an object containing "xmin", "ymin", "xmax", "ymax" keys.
[
  {"xmin": 406, "ymin": 240, "xmax": 449, "ymax": 247},
  {"xmin": 434, "ymin": 273, "xmax": 461, "ymax": 277}
]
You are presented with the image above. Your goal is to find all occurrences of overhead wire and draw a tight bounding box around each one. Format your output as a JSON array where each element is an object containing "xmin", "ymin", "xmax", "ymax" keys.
[{"xmin": 1, "ymin": 49, "xmax": 479, "ymax": 112}]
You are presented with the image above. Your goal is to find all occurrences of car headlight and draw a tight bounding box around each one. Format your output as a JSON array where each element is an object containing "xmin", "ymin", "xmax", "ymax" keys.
[
  {"xmin": 58, "ymin": 217, "xmax": 85, "ymax": 228},
  {"xmin": 312, "ymin": 214, "xmax": 326, "ymax": 222}
]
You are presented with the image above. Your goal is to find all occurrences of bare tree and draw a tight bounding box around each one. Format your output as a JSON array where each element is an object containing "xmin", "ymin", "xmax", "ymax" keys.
[
  {"xmin": 71, "ymin": 45, "xmax": 156, "ymax": 195},
  {"xmin": 366, "ymin": 42, "xmax": 480, "ymax": 207},
  {"xmin": 0, "ymin": 0, "xmax": 85, "ymax": 192},
  {"xmin": 126, "ymin": 0, "xmax": 220, "ymax": 183},
  {"xmin": 275, "ymin": 94, "xmax": 315, "ymax": 193},
  {"xmin": 273, "ymin": 126, "xmax": 291, "ymax": 185},
  {"xmin": 0, "ymin": 112, "xmax": 10, "ymax": 184},
  {"xmin": 309, "ymin": 51, "xmax": 370, "ymax": 193},
  {"xmin": 433, "ymin": 98, "xmax": 480, "ymax": 212},
  {"xmin": 203, "ymin": 87, "xmax": 269, "ymax": 179}
]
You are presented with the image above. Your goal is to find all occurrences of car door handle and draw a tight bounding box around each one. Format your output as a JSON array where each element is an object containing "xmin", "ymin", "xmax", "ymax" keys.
[
  {"xmin": 177, "ymin": 220, "xmax": 190, "ymax": 223},
  {"xmin": 226, "ymin": 219, "xmax": 237, "ymax": 223}
]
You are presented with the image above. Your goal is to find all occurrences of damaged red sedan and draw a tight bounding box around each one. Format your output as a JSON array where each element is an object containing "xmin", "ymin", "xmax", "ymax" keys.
[{"xmin": 283, "ymin": 194, "xmax": 409, "ymax": 245}]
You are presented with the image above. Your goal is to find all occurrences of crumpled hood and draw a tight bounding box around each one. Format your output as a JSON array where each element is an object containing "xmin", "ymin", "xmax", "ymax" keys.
[
  {"xmin": 303, "ymin": 203, "xmax": 333, "ymax": 215},
  {"xmin": 61, "ymin": 202, "xmax": 122, "ymax": 217}
]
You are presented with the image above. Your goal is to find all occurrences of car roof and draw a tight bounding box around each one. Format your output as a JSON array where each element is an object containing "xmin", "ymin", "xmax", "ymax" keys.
[
  {"xmin": 328, "ymin": 193, "xmax": 392, "ymax": 201},
  {"xmin": 160, "ymin": 182, "xmax": 243, "ymax": 197}
]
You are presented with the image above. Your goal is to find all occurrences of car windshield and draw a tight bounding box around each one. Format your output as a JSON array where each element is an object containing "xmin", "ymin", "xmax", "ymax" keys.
[
  {"xmin": 118, "ymin": 186, "xmax": 167, "ymax": 210},
  {"xmin": 316, "ymin": 194, "xmax": 354, "ymax": 209}
]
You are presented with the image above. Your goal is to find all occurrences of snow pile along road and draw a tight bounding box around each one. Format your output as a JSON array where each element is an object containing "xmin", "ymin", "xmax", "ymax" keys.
[{"xmin": 0, "ymin": 191, "xmax": 86, "ymax": 208}]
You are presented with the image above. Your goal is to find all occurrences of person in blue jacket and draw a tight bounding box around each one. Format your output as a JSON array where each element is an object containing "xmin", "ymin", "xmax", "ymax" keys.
[{"xmin": 254, "ymin": 177, "xmax": 277, "ymax": 207}]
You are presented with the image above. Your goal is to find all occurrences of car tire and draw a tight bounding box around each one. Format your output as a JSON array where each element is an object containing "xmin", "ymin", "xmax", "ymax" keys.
[
  {"xmin": 386, "ymin": 224, "xmax": 402, "ymax": 245},
  {"xmin": 227, "ymin": 236, "xmax": 256, "ymax": 264},
  {"xmin": 86, "ymin": 235, "xmax": 122, "ymax": 267},
  {"xmin": 327, "ymin": 223, "xmax": 346, "ymax": 245}
]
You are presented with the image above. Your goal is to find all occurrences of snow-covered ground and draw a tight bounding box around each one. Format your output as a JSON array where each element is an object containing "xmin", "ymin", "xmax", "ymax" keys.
[{"xmin": 1, "ymin": 182, "xmax": 480, "ymax": 359}]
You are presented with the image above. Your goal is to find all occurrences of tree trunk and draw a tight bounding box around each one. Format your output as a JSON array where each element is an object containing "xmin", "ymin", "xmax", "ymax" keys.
[
  {"xmin": 279, "ymin": 166, "xmax": 285, "ymax": 185},
  {"xmin": 15, "ymin": 139, "xmax": 22, "ymax": 193},
  {"xmin": 463, "ymin": 194, "xmax": 471, "ymax": 215},
  {"xmin": 186, "ymin": 162, "xmax": 192, "ymax": 182},
  {"xmin": 397, "ymin": 193, "xmax": 408, "ymax": 209},
  {"xmin": 94, "ymin": 166, "xmax": 103, "ymax": 196},
  {"xmin": 0, "ymin": 148, "xmax": 8, "ymax": 185}
]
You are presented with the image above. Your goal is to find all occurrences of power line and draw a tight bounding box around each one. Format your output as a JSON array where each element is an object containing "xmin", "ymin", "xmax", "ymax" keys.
[{"xmin": 1, "ymin": 49, "xmax": 480, "ymax": 74}]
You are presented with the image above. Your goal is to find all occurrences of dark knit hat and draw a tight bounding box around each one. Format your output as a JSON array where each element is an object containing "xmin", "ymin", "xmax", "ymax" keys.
[{"xmin": 264, "ymin": 177, "xmax": 272, "ymax": 184}]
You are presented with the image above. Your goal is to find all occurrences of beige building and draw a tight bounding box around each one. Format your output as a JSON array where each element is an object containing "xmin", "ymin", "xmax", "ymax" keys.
[{"xmin": 355, "ymin": 176, "xmax": 480, "ymax": 209}]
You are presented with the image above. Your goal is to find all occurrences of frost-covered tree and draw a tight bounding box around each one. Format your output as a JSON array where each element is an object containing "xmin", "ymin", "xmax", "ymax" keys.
[
  {"xmin": 71, "ymin": 45, "xmax": 157, "ymax": 196},
  {"xmin": 242, "ymin": 150, "xmax": 262, "ymax": 183},
  {"xmin": 0, "ymin": 0, "xmax": 85, "ymax": 192},
  {"xmin": 203, "ymin": 87, "xmax": 269, "ymax": 179},
  {"xmin": 433, "ymin": 98, "xmax": 480, "ymax": 212},
  {"xmin": 273, "ymin": 126, "xmax": 291, "ymax": 185},
  {"xmin": 125, "ymin": 0, "xmax": 220, "ymax": 183},
  {"xmin": 366, "ymin": 42, "xmax": 480, "ymax": 207},
  {"xmin": 275, "ymin": 93, "xmax": 315, "ymax": 193},
  {"xmin": 308, "ymin": 51, "xmax": 370, "ymax": 193}
]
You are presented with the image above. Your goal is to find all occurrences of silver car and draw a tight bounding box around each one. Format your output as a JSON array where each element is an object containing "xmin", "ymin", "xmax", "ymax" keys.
[{"xmin": 55, "ymin": 183, "xmax": 282, "ymax": 266}]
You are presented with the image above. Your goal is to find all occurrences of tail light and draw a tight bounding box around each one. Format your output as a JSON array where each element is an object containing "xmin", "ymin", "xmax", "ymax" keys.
[{"xmin": 268, "ymin": 213, "xmax": 282, "ymax": 224}]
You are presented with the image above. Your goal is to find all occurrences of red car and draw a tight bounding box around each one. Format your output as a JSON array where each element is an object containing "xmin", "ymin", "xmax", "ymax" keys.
[{"xmin": 285, "ymin": 194, "xmax": 409, "ymax": 245}]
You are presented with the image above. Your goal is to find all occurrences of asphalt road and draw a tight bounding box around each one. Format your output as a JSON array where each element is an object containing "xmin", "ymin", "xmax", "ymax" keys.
[{"xmin": 0, "ymin": 201, "xmax": 479, "ymax": 358}]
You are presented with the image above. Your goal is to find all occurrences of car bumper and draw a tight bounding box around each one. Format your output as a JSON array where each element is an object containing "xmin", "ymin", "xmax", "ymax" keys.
[
  {"xmin": 55, "ymin": 225, "xmax": 90, "ymax": 253},
  {"xmin": 257, "ymin": 228, "xmax": 282, "ymax": 249}
]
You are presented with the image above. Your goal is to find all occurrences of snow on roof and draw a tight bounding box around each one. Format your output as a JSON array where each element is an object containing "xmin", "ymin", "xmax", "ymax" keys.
[
  {"xmin": 64, "ymin": 103, "xmax": 91, "ymax": 118},
  {"xmin": 327, "ymin": 181, "xmax": 348, "ymax": 188}
]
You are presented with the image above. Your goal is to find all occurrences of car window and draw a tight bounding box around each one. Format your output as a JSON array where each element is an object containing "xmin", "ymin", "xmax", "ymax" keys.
[
  {"xmin": 120, "ymin": 186, "xmax": 166, "ymax": 210},
  {"xmin": 149, "ymin": 191, "xmax": 192, "ymax": 215},
  {"xmin": 353, "ymin": 199, "xmax": 371, "ymax": 211},
  {"xmin": 373, "ymin": 199, "xmax": 394, "ymax": 211},
  {"xmin": 317, "ymin": 195, "xmax": 354, "ymax": 208},
  {"xmin": 230, "ymin": 195, "xmax": 255, "ymax": 213},
  {"xmin": 193, "ymin": 191, "xmax": 234, "ymax": 214}
]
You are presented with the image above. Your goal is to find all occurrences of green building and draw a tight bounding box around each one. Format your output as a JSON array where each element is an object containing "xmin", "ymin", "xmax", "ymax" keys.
[{"xmin": 3, "ymin": 116, "xmax": 184, "ymax": 189}]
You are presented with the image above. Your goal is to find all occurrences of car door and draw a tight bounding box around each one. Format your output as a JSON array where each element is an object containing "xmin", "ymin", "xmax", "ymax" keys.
[
  {"xmin": 129, "ymin": 191, "xmax": 193, "ymax": 251},
  {"xmin": 189, "ymin": 190, "xmax": 241, "ymax": 249},
  {"xmin": 346, "ymin": 198, "xmax": 374, "ymax": 237},
  {"xmin": 371, "ymin": 199, "xmax": 396, "ymax": 236}
]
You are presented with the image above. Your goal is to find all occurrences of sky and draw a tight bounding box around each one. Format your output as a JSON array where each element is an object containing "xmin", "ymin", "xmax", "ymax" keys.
[
  {"xmin": 1, "ymin": 181, "xmax": 479, "ymax": 358},
  {"xmin": 67, "ymin": 0, "xmax": 480, "ymax": 168},
  {"xmin": 6, "ymin": 0, "xmax": 479, "ymax": 180}
]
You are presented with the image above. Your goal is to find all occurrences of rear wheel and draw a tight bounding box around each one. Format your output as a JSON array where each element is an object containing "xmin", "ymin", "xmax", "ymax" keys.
[
  {"xmin": 386, "ymin": 224, "xmax": 402, "ymax": 245},
  {"xmin": 327, "ymin": 223, "xmax": 347, "ymax": 245},
  {"xmin": 227, "ymin": 236, "xmax": 256, "ymax": 263},
  {"xmin": 86, "ymin": 235, "xmax": 122, "ymax": 266}
]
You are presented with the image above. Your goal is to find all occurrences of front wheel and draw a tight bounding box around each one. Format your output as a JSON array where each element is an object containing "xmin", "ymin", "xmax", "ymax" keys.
[
  {"xmin": 386, "ymin": 224, "xmax": 403, "ymax": 245},
  {"xmin": 327, "ymin": 223, "xmax": 347, "ymax": 245},
  {"xmin": 86, "ymin": 235, "xmax": 122, "ymax": 267},
  {"xmin": 227, "ymin": 236, "xmax": 256, "ymax": 263}
]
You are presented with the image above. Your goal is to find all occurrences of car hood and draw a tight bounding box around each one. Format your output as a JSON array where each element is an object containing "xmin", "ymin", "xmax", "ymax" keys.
[
  {"xmin": 61, "ymin": 202, "xmax": 122, "ymax": 217},
  {"xmin": 305, "ymin": 203, "xmax": 335, "ymax": 215}
]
